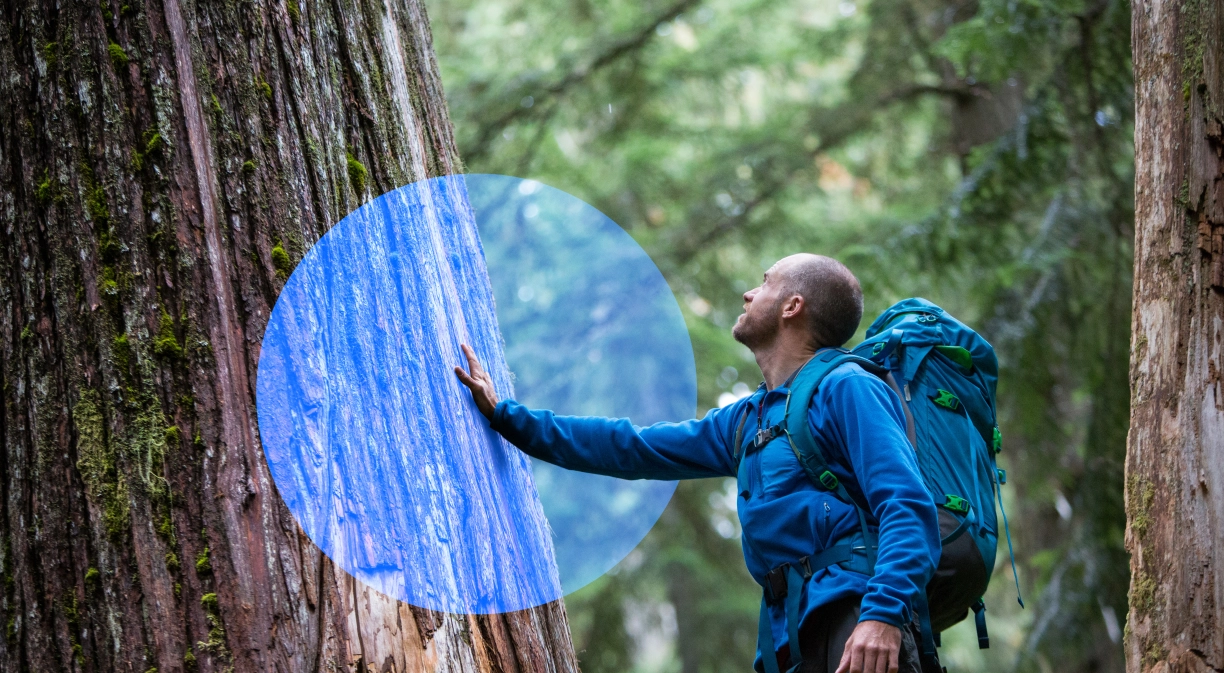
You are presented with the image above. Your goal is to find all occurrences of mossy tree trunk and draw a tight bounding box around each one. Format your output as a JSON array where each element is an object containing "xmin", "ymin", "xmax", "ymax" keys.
[
  {"xmin": 1128, "ymin": 0, "xmax": 1224, "ymax": 671},
  {"xmin": 0, "ymin": 0, "xmax": 578, "ymax": 671}
]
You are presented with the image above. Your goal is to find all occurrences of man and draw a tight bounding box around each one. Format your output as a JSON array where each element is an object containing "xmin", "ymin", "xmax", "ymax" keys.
[{"xmin": 455, "ymin": 254, "xmax": 940, "ymax": 673}]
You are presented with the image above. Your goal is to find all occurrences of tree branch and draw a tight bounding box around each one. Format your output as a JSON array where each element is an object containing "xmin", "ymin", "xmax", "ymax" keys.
[
  {"xmin": 667, "ymin": 81, "xmax": 986, "ymax": 265},
  {"xmin": 464, "ymin": 0, "xmax": 703, "ymax": 163}
]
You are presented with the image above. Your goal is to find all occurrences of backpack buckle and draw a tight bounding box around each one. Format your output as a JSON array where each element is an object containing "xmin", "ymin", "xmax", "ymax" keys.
[
  {"xmin": 754, "ymin": 424, "xmax": 783, "ymax": 450},
  {"xmin": 932, "ymin": 389, "xmax": 961, "ymax": 411},
  {"xmin": 764, "ymin": 563, "xmax": 789, "ymax": 603},
  {"xmin": 944, "ymin": 494, "xmax": 970, "ymax": 514},
  {"xmin": 818, "ymin": 470, "xmax": 839, "ymax": 491}
]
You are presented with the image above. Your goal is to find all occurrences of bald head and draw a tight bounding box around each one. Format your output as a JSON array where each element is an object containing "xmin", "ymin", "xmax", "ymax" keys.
[{"xmin": 774, "ymin": 254, "xmax": 863, "ymax": 349}]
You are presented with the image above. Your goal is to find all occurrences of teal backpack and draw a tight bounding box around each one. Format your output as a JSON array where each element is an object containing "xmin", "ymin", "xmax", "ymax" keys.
[{"xmin": 736, "ymin": 298, "xmax": 1021, "ymax": 673}]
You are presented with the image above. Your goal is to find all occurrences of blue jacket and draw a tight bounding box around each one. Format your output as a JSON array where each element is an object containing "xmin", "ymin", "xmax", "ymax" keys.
[{"xmin": 490, "ymin": 358, "xmax": 940, "ymax": 662}]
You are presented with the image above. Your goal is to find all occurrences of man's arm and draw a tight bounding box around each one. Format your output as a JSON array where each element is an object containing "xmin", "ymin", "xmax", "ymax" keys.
[
  {"xmin": 455, "ymin": 344, "xmax": 740, "ymax": 480},
  {"xmin": 819, "ymin": 368, "xmax": 940, "ymax": 673}
]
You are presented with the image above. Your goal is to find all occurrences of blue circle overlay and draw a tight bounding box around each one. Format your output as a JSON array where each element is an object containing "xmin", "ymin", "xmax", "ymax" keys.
[{"xmin": 257, "ymin": 174, "xmax": 693, "ymax": 613}]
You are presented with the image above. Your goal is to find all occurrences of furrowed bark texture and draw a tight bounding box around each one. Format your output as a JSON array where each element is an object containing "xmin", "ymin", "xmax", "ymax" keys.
[
  {"xmin": 1128, "ymin": 0, "xmax": 1224, "ymax": 672},
  {"xmin": 0, "ymin": 0, "xmax": 579, "ymax": 671}
]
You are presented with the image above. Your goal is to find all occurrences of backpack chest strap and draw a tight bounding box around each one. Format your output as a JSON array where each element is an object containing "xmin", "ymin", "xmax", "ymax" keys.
[{"xmin": 754, "ymin": 423, "xmax": 785, "ymax": 451}]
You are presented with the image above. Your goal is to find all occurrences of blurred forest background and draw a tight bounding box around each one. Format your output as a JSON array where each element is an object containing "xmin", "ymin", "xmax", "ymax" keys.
[{"xmin": 425, "ymin": 0, "xmax": 1134, "ymax": 670}]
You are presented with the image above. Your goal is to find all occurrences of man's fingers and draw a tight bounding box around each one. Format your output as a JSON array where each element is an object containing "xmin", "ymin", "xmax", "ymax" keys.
[
  {"xmin": 864, "ymin": 644, "xmax": 881, "ymax": 673},
  {"xmin": 887, "ymin": 645, "xmax": 899, "ymax": 673},
  {"xmin": 461, "ymin": 343, "xmax": 485, "ymax": 376},
  {"xmin": 454, "ymin": 366, "xmax": 476, "ymax": 389},
  {"xmin": 849, "ymin": 644, "xmax": 865, "ymax": 673},
  {"xmin": 835, "ymin": 642, "xmax": 854, "ymax": 673}
]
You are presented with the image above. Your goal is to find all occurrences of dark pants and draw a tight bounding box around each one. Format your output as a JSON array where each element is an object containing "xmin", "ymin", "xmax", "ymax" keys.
[{"xmin": 774, "ymin": 597, "xmax": 923, "ymax": 673}]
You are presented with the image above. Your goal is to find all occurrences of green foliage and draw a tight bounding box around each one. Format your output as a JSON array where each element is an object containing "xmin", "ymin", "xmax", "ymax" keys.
[
  {"xmin": 144, "ymin": 131, "xmax": 162, "ymax": 155},
  {"xmin": 100, "ymin": 266, "xmax": 120, "ymax": 308},
  {"xmin": 133, "ymin": 129, "xmax": 163, "ymax": 171},
  {"xmin": 257, "ymin": 75, "xmax": 272, "ymax": 100},
  {"xmin": 85, "ymin": 186, "xmax": 109, "ymax": 223},
  {"xmin": 198, "ymin": 592, "xmax": 229, "ymax": 656},
  {"xmin": 34, "ymin": 170, "xmax": 54, "ymax": 204},
  {"xmin": 346, "ymin": 152, "xmax": 368, "ymax": 195},
  {"xmin": 112, "ymin": 333, "xmax": 133, "ymax": 373},
  {"xmin": 153, "ymin": 309, "xmax": 182, "ymax": 359},
  {"xmin": 195, "ymin": 547, "xmax": 211, "ymax": 573},
  {"xmin": 271, "ymin": 241, "xmax": 292, "ymax": 278},
  {"xmin": 431, "ymin": 0, "xmax": 1133, "ymax": 669},
  {"xmin": 107, "ymin": 42, "xmax": 128, "ymax": 67}
]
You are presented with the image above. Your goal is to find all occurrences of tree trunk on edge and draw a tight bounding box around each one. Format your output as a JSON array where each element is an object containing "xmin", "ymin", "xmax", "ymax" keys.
[
  {"xmin": 0, "ymin": 1, "xmax": 579, "ymax": 672},
  {"xmin": 1128, "ymin": 1, "xmax": 1224, "ymax": 671}
]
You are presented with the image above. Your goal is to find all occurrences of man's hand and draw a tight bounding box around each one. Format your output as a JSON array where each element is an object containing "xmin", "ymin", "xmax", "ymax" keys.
[
  {"xmin": 454, "ymin": 344, "xmax": 499, "ymax": 420},
  {"xmin": 835, "ymin": 620, "xmax": 902, "ymax": 673}
]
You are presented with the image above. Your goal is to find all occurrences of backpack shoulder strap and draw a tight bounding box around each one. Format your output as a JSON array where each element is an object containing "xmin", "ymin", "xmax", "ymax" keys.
[
  {"xmin": 784, "ymin": 349, "xmax": 886, "ymax": 492},
  {"xmin": 732, "ymin": 403, "xmax": 753, "ymax": 466}
]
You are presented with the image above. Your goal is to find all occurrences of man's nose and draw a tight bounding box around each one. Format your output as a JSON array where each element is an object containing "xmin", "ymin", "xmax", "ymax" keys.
[{"xmin": 743, "ymin": 288, "xmax": 758, "ymax": 303}]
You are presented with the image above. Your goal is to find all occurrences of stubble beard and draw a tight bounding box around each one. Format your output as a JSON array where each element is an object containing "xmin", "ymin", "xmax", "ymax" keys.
[{"xmin": 732, "ymin": 297, "xmax": 782, "ymax": 350}]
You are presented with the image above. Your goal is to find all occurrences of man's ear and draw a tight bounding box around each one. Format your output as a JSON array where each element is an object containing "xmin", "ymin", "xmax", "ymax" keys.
[{"xmin": 781, "ymin": 294, "xmax": 804, "ymax": 321}]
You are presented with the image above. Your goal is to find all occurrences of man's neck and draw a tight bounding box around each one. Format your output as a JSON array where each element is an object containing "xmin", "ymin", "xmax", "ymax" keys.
[{"xmin": 754, "ymin": 337, "xmax": 820, "ymax": 391}]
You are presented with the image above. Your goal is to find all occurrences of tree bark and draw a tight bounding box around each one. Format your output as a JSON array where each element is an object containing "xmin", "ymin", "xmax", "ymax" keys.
[
  {"xmin": 0, "ymin": 0, "xmax": 578, "ymax": 671},
  {"xmin": 1128, "ymin": 1, "xmax": 1224, "ymax": 672}
]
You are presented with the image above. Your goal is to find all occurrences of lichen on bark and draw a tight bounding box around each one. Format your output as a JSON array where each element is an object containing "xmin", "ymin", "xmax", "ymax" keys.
[{"xmin": 73, "ymin": 389, "xmax": 131, "ymax": 538}]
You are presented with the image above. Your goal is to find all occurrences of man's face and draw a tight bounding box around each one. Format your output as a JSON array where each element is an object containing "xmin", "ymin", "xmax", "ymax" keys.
[{"xmin": 732, "ymin": 264, "xmax": 790, "ymax": 349}]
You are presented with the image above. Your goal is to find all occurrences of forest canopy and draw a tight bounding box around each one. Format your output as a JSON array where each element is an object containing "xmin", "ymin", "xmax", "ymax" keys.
[{"xmin": 426, "ymin": 0, "xmax": 1134, "ymax": 671}]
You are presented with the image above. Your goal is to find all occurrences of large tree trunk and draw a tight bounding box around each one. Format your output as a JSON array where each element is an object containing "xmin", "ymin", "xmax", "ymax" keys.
[
  {"xmin": 0, "ymin": 0, "xmax": 578, "ymax": 671},
  {"xmin": 1128, "ymin": 1, "xmax": 1224, "ymax": 672}
]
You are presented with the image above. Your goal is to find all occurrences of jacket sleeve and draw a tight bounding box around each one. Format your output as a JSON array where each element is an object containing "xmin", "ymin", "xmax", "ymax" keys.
[
  {"xmin": 817, "ymin": 369, "xmax": 941, "ymax": 628},
  {"xmin": 490, "ymin": 399, "xmax": 743, "ymax": 480}
]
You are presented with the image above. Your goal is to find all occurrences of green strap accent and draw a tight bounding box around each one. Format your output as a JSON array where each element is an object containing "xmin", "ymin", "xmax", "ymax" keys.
[
  {"xmin": 932, "ymin": 388, "xmax": 960, "ymax": 410},
  {"xmin": 818, "ymin": 470, "xmax": 839, "ymax": 490},
  {"xmin": 934, "ymin": 344, "xmax": 974, "ymax": 370},
  {"xmin": 993, "ymin": 426, "xmax": 1003, "ymax": 453},
  {"xmin": 943, "ymin": 494, "xmax": 970, "ymax": 514}
]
